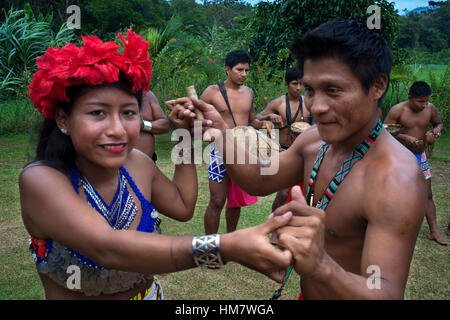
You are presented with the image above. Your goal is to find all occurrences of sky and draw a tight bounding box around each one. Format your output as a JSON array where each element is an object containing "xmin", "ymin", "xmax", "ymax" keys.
[{"xmin": 241, "ymin": 0, "xmax": 431, "ymax": 12}]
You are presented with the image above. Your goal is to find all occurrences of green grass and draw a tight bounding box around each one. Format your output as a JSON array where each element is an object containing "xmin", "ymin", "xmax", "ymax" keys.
[{"xmin": 0, "ymin": 130, "xmax": 448, "ymax": 300}]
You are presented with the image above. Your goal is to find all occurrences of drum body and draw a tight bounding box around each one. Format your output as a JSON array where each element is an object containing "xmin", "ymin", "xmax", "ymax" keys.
[
  {"xmin": 289, "ymin": 121, "xmax": 311, "ymax": 142},
  {"xmin": 231, "ymin": 126, "xmax": 280, "ymax": 161}
]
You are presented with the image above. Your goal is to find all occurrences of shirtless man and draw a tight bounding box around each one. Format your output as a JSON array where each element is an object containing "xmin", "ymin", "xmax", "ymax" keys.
[
  {"xmin": 190, "ymin": 20, "xmax": 425, "ymax": 299},
  {"xmin": 201, "ymin": 50, "xmax": 272, "ymax": 236},
  {"xmin": 256, "ymin": 67, "xmax": 312, "ymax": 210},
  {"xmin": 384, "ymin": 81, "xmax": 447, "ymax": 245},
  {"xmin": 135, "ymin": 91, "xmax": 170, "ymax": 162}
]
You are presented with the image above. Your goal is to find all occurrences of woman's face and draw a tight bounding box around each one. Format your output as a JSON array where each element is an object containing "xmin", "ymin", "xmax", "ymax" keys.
[{"xmin": 57, "ymin": 86, "xmax": 141, "ymax": 171}]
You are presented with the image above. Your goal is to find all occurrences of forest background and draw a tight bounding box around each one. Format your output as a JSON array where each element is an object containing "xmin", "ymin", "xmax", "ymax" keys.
[{"xmin": 0, "ymin": 0, "xmax": 448, "ymax": 131}]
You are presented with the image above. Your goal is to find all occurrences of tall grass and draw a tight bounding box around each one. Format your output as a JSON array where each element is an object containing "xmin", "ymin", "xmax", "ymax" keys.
[
  {"xmin": 0, "ymin": 8, "xmax": 76, "ymax": 100},
  {"xmin": 0, "ymin": 97, "xmax": 40, "ymax": 135}
]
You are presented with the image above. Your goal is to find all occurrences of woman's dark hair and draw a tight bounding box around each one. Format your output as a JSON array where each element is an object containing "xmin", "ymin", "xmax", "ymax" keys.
[
  {"xmin": 32, "ymin": 74, "xmax": 143, "ymax": 173},
  {"xmin": 289, "ymin": 20, "xmax": 393, "ymax": 106},
  {"xmin": 225, "ymin": 50, "xmax": 251, "ymax": 69},
  {"xmin": 409, "ymin": 81, "xmax": 432, "ymax": 97}
]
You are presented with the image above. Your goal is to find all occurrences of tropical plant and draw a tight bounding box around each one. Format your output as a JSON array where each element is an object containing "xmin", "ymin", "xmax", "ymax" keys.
[{"xmin": 0, "ymin": 8, "xmax": 76, "ymax": 100}]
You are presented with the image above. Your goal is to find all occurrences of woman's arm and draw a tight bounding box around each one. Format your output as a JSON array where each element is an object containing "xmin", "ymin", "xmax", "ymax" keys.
[{"xmin": 20, "ymin": 165, "xmax": 292, "ymax": 280}]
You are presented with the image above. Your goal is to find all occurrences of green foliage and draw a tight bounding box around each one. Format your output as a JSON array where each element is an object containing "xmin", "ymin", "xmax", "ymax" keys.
[
  {"xmin": 429, "ymin": 64, "xmax": 450, "ymax": 127},
  {"xmin": 0, "ymin": 97, "xmax": 40, "ymax": 135},
  {"xmin": 85, "ymin": 0, "xmax": 168, "ymax": 37},
  {"xmin": 381, "ymin": 63, "xmax": 449, "ymax": 125},
  {"xmin": 398, "ymin": 2, "xmax": 449, "ymax": 64},
  {"xmin": 249, "ymin": 0, "xmax": 401, "ymax": 64},
  {"xmin": 0, "ymin": 7, "xmax": 76, "ymax": 101}
]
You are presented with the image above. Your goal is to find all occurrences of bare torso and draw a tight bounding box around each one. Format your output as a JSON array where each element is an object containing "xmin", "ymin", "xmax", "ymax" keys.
[
  {"xmin": 272, "ymin": 95, "xmax": 310, "ymax": 147},
  {"xmin": 297, "ymin": 127, "xmax": 420, "ymax": 298},
  {"xmin": 201, "ymin": 82, "xmax": 254, "ymax": 128},
  {"xmin": 27, "ymin": 155, "xmax": 157, "ymax": 299},
  {"xmin": 388, "ymin": 101, "xmax": 434, "ymax": 154}
]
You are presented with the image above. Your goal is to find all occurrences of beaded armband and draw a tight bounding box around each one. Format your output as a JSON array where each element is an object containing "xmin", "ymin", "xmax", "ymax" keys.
[{"xmin": 192, "ymin": 234, "xmax": 225, "ymax": 267}]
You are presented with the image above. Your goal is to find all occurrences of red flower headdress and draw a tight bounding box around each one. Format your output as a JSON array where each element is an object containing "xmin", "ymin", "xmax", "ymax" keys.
[{"xmin": 29, "ymin": 29, "xmax": 152, "ymax": 119}]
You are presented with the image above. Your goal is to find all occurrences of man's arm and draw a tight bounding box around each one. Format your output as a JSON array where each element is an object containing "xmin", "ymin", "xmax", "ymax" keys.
[
  {"xmin": 141, "ymin": 91, "xmax": 170, "ymax": 134},
  {"xmin": 190, "ymin": 97, "xmax": 304, "ymax": 195},
  {"xmin": 256, "ymin": 99, "xmax": 284, "ymax": 128},
  {"xmin": 429, "ymin": 103, "xmax": 444, "ymax": 137}
]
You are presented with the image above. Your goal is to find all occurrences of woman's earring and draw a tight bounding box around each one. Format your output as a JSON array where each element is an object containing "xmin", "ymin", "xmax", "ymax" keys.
[{"xmin": 60, "ymin": 128, "xmax": 67, "ymax": 135}]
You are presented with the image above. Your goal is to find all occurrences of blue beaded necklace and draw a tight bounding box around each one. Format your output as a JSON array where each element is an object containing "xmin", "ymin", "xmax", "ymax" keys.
[{"xmin": 70, "ymin": 166, "xmax": 138, "ymax": 230}]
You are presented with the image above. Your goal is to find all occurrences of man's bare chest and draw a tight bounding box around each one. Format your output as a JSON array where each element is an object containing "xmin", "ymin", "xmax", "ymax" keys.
[
  {"xmin": 399, "ymin": 108, "xmax": 431, "ymax": 131},
  {"xmin": 303, "ymin": 152, "xmax": 367, "ymax": 240}
]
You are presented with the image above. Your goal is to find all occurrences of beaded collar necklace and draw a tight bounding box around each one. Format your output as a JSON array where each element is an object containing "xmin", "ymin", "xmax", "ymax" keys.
[
  {"xmin": 306, "ymin": 118, "xmax": 383, "ymax": 210},
  {"xmin": 70, "ymin": 166, "xmax": 138, "ymax": 230},
  {"xmin": 271, "ymin": 118, "xmax": 383, "ymax": 300}
]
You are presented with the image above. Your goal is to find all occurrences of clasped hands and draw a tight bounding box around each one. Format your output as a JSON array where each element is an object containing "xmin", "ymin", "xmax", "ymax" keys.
[{"xmin": 164, "ymin": 97, "xmax": 328, "ymax": 283}]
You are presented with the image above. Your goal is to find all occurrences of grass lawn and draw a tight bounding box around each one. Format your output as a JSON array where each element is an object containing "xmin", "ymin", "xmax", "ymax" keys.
[{"xmin": 0, "ymin": 130, "xmax": 448, "ymax": 300}]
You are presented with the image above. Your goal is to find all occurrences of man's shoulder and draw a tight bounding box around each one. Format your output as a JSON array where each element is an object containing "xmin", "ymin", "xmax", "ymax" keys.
[
  {"xmin": 201, "ymin": 84, "xmax": 221, "ymax": 102},
  {"xmin": 389, "ymin": 101, "xmax": 408, "ymax": 113},
  {"xmin": 267, "ymin": 95, "xmax": 285, "ymax": 109},
  {"xmin": 364, "ymin": 136, "xmax": 422, "ymax": 192}
]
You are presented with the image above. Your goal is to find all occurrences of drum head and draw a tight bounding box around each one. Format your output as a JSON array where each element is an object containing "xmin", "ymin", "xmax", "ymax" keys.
[
  {"xmin": 290, "ymin": 122, "xmax": 311, "ymax": 133},
  {"xmin": 383, "ymin": 124, "xmax": 402, "ymax": 137}
]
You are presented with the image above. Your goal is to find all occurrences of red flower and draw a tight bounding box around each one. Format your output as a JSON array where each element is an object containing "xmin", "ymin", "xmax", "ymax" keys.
[
  {"xmin": 168, "ymin": 92, "xmax": 172, "ymax": 96},
  {"xmin": 172, "ymin": 38, "xmax": 176, "ymax": 43},
  {"xmin": 263, "ymin": 97, "xmax": 267, "ymax": 103},
  {"xmin": 258, "ymin": 67, "xmax": 263, "ymax": 71},
  {"xmin": 154, "ymin": 91, "xmax": 158, "ymax": 96},
  {"xmin": 29, "ymin": 29, "xmax": 152, "ymax": 119},
  {"xmin": 177, "ymin": 92, "xmax": 180, "ymax": 96},
  {"xmin": 276, "ymin": 91, "xmax": 280, "ymax": 96},
  {"xmin": 209, "ymin": 59, "xmax": 213, "ymax": 63},
  {"xmin": 118, "ymin": 29, "xmax": 152, "ymax": 93}
]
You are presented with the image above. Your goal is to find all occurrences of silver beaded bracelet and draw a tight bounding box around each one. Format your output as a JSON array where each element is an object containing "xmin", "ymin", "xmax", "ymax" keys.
[{"xmin": 192, "ymin": 234, "xmax": 225, "ymax": 267}]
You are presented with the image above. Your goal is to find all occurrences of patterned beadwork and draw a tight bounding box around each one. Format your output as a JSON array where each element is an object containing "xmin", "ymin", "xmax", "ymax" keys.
[{"xmin": 306, "ymin": 119, "xmax": 382, "ymax": 210}]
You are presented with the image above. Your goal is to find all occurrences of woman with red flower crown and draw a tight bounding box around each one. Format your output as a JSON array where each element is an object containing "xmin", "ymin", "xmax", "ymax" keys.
[{"xmin": 21, "ymin": 29, "xmax": 293, "ymax": 299}]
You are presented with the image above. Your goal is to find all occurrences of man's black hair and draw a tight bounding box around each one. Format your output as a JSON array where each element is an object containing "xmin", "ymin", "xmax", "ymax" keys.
[
  {"xmin": 225, "ymin": 50, "xmax": 251, "ymax": 69},
  {"xmin": 289, "ymin": 19, "xmax": 393, "ymax": 106},
  {"xmin": 285, "ymin": 67, "xmax": 302, "ymax": 84},
  {"xmin": 409, "ymin": 81, "xmax": 432, "ymax": 97}
]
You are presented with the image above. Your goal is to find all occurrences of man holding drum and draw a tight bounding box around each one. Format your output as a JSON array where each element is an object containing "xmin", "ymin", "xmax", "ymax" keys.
[
  {"xmin": 186, "ymin": 20, "xmax": 425, "ymax": 299},
  {"xmin": 201, "ymin": 50, "xmax": 272, "ymax": 240},
  {"xmin": 384, "ymin": 81, "xmax": 447, "ymax": 245},
  {"xmin": 256, "ymin": 67, "xmax": 312, "ymax": 210}
]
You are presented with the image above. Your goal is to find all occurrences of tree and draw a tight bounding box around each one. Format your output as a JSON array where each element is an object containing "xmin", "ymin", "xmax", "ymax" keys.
[{"xmin": 249, "ymin": 0, "xmax": 401, "ymax": 64}]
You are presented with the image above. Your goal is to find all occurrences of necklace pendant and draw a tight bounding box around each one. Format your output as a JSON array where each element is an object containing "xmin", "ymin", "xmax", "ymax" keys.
[{"xmin": 309, "ymin": 193, "xmax": 314, "ymax": 207}]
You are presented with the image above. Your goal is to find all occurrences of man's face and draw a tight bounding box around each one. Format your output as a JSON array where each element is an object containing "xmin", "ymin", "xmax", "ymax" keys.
[
  {"xmin": 285, "ymin": 79, "xmax": 303, "ymax": 98},
  {"xmin": 302, "ymin": 57, "xmax": 380, "ymax": 144},
  {"xmin": 408, "ymin": 95, "xmax": 429, "ymax": 113},
  {"xmin": 226, "ymin": 63, "xmax": 249, "ymax": 85}
]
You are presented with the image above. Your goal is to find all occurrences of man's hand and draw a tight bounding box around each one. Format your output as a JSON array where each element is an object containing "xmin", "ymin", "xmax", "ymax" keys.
[
  {"xmin": 164, "ymin": 97, "xmax": 216, "ymax": 132},
  {"xmin": 221, "ymin": 212, "xmax": 293, "ymax": 283},
  {"xmin": 268, "ymin": 114, "xmax": 283, "ymax": 128},
  {"xmin": 272, "ymin": 186, "xmax": 328, "ymax": 278},
  {"xmin": 431, "ymin": 127, "xmax": 441, "ymax": 138}
]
